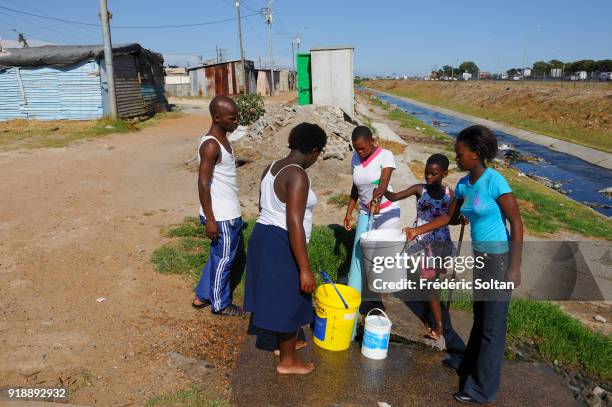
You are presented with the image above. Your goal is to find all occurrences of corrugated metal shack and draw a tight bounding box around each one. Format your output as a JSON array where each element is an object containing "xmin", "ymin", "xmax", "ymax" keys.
[
  {"xmin": 0, "ymin": 43, "xmax": 167, "ymax": 121},
  {"xmin": 188, "ymin": 59, "xmax": 256, "ymax": 97}
]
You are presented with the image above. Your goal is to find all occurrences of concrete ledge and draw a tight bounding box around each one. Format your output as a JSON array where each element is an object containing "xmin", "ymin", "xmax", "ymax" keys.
[{"xmin": 371, "ymin": 122, "xmax": 408, "ymax": 145}]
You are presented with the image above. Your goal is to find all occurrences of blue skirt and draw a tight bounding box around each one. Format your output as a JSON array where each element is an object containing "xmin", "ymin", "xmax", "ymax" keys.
[{"xmin": 244, "ymin": 223, "xmax": 314, "ymax": 333}]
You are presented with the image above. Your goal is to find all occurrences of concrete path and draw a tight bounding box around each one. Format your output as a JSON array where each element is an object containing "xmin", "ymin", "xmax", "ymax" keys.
[
  {"xmin": 371, "ymin": 89, "xmax": 612, "ymax": 170},
  {"xmin": 230, "ymin": 329, "xmax": 578, "ymax": 407}
]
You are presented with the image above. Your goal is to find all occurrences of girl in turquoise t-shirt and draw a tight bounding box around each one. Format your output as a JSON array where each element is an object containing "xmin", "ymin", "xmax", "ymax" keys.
[{"xmin": 405, "ymin": 125, "xmax": 524, "ymax": 405}]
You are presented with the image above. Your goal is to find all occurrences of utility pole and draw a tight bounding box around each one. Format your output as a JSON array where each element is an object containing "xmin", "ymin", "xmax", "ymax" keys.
[
  {"xmin": 99, "ymin": 0, "xmax": 117, "ymax": 119},
  {"xmin": 291, "ymin": 38, "xmax": 296, "ymax": 73},
  {"xmin": 263, "ymin": 1, "xmax": 274, "ymax": 95},
  {"xmin": 235, "ymin": 0, "xmax": 248, "ymax": 93}
]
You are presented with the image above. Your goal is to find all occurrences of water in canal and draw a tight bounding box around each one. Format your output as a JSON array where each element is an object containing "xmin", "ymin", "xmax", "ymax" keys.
[{"xmin": 375, "ymin": 93, "xmax": 612, "ymax": 217}]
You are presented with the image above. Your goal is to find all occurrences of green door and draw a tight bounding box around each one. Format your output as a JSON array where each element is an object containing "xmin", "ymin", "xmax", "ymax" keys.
[{"xmin": 297, "ymin": 53, "xmax": 312, "ymax": 105}]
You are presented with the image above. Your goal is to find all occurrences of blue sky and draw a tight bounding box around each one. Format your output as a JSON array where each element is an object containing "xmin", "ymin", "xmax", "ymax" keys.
[{"xmin": 0, "ymin": 0, "xmax": 610, "ymax": 76}]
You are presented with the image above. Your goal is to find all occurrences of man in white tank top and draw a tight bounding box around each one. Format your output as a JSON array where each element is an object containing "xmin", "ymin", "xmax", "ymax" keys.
[{"xmin": 193, "ymin": 95, "xmax": 244, "ymax": 316}]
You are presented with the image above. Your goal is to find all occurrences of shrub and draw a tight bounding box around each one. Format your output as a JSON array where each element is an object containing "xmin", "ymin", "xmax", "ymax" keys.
[
  {"xmin": 327, "ymin": 193, "xmax": 351, "ymax": 208},
  {"xmin": 235, "ymin": 94, "xmax": 265, "ymax": 126}
]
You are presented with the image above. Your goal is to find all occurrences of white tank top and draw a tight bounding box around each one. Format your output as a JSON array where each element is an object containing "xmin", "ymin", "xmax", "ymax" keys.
[
  {"xmin": 198, "ymin": 135, "xmax": 241, "ymax": 221},
  {"xmin": 257, "ymin": 162, "xmax": 317, "ymax": 242}
]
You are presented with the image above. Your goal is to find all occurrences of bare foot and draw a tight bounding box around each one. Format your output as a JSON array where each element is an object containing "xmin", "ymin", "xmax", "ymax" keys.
[
  {"xmin": 276, "ymin": 360, "xmax": 315, "ymax": 375},
  {"xmin": 273, "ymin": 340, "xmax": 307, "ymax": 356}
]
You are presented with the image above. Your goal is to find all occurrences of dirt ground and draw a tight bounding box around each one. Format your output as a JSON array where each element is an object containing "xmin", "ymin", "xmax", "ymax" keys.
[{"xmin": 0, "ymin": 112, "xmax": 246, "ymax": 405}]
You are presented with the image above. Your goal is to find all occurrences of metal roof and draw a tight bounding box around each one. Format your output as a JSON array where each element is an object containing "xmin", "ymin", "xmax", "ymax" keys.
[
  {"xmin": 0, "ymin": 43, "xmax": 162, "ymax": 68},
  {"xmin": 310, "ymin": 46, "xmax": 354, "ymax": 51}
]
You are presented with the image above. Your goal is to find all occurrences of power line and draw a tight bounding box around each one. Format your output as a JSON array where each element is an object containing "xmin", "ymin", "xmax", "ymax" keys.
[
  {"xmin": 0, "ymin": 5, "xmax": 260, "ymax": 29},
  {"xmin": 0, "ymin": 0, "xmax": 100, "ymax": 41},
  {"xmin": 0, "ymin": 10, "xmax": 88, "ymax": 44}
]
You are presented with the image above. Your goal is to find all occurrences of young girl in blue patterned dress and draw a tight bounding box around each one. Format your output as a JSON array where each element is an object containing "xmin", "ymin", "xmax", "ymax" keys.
[{"xmin": 385, "ymin": 154, "xmax": 458, "ymax": 349}]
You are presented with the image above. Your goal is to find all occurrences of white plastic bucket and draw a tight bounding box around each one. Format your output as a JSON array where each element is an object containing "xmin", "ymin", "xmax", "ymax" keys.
[
  {"xmin": 360, "ymin": 228, "xmax": 409, "ymax": 293},
  {"xmin": 361, "ymin": 308, "xmax": 392, "ymax": 360}
]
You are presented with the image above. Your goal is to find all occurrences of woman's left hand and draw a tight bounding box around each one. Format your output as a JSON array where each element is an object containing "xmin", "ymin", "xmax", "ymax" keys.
[
  {"xmin": 505, "ymin": 265, "xmax": 521, "ymax": 287},
  {"xmin": 299, "ymin": 269, "xmax": 317, "ymax": 293}
]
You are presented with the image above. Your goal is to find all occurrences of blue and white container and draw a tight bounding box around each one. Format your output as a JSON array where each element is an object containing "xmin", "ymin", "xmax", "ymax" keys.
[{"xmin": 361, "ymin": 308, "xmax": 392, "ymax": 360}]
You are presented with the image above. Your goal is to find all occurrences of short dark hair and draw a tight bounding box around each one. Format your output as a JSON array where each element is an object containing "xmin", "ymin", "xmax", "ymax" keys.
[
  {"xmin": 288, "ymin": 122, "xmax": 327, "ymax": 154},
  {"xmin": 426, "ymin": 153, "xmax": 450, "ymax": 170},
  {"xmin": 351, "ymin": 125, "xmax": 373, "ymax": 141},
  {"xmin": 456, "ymin": 125, "xmax": 498, "ymax": 163}
]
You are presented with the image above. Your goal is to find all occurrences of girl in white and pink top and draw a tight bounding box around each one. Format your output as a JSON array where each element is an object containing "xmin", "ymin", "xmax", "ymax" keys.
[{"xmin": 344, "ymin": 126, "xmax": 401, "ymax": 308}]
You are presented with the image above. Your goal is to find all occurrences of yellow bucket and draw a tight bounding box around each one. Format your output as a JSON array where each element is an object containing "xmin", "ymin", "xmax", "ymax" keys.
[{"xmin": 313, "ymin": 283, "xmax": 361, "ymax": 351}]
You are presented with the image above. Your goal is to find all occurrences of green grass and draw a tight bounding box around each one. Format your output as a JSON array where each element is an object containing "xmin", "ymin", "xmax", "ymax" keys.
[
  {"xmin": 360, "ymin": 114, "xmax": 378, "ymax": 135},
  {"xmin": 500, "ymin": 168, "xmax": 612, "ymax": 239},
  {"xmin": 151, "ymin": 217, "xmax": 355, "ymax": 293},
  {"xmin": 448, "ymin": 295, "xmax": 612, "ymax": 381},
  {"xmin": 144, "ymin": 384, "xmax": 227, "ymax": 407},
  {"xmin": 387, "ymin": 108, "xmax": 452, "ymax": 143},
  {"xmin": 327, "ymin": 193, "xmax": 351, "ymax": 208}
]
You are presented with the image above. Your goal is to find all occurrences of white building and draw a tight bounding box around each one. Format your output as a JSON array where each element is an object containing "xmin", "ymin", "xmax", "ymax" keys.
[{"xmin": 310, "ymin": 46, "xmax": 354, "ymax": 118}]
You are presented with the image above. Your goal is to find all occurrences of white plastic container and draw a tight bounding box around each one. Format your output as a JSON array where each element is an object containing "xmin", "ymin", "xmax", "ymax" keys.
[
  {"xmin": 360, "ymin": 228, "xmax": 409, "ymax": 293},
  {"xmin": 361, "ymin": 308, "xmax": 392, "ymax": 360}
]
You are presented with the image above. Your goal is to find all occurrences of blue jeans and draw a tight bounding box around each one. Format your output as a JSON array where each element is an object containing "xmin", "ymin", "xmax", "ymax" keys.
[
  {"xmin": 195, "ymin": 216, "xmax": 243, "ymax": 312},
  {"xmin": 459, "ymin": 251, "xmax": 510, "ymax": 403}
]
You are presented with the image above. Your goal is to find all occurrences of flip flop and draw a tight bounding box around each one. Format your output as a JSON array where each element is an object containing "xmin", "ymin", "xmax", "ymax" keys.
[{"xmin": 192, "ymin": 299, "xmax": 211, "ymax": 309}]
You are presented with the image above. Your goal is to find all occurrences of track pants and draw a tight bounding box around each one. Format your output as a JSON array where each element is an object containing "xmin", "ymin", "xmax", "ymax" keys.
[{"xmin": 195, "ymin": 216, "xmax": 243, "ymax": 312}]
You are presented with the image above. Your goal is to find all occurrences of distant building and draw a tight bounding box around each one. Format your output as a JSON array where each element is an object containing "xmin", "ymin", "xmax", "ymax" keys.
[
  {"xmin": 523, "ymin": 68, "xmax": 532, "ymax": 77},
  {"xmin": 575, "ymin": 71, "xmax": 588, "ymax": 80},
  {"xmin": 479, "ymin": 71, "xmax": 491, "ymax": 79},
  {"xmin": 0, "ymin": 43, "xmax": 167, "ymax": 121},
  {"xmin": 462, "ymin": 72, "xmax": 472, "ymax": 80},
  {"xmin": 188, "ymin": 59, "xmax": 256, "ymax": 97},
  {"xmin": 164, "ymin": 67, "xmax": 190, "ymax": 97},
  {"xmin": 550, "ymin": 68, "xmax": 563, "ymax": 78},
  {"xmin": 501, "ymin": 72, "xmax": 509, "ymax": 80}
]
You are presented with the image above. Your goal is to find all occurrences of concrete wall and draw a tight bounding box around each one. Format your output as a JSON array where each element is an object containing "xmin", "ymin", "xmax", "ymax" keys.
[
  {"xmin": 165, "ymin": 83, "xmax": 191, "ymax": 97},
  {"xmin": 311, "ymin": 47, "xmax": 354, "ymax": 117}
]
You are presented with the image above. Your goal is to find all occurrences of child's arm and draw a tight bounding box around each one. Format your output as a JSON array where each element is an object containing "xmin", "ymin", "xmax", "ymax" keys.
[
  {"xmin": 384, "ymin": 184, "xmax": 423, "ymax": 202},
  {"xmin": 447, "ymin": 188, "xmax": 469, "ymax": 225}
]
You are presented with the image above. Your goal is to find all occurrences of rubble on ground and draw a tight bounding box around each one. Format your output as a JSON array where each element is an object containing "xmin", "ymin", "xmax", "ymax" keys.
[{"xmin": 243, "ymin": 103, "xmax": 356, "ymax": 160}]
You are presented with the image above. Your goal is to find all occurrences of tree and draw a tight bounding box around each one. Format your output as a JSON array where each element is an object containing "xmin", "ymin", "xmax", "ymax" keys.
[
  {"xmin": 459, "ymin": 61, "xmax": 479, "ymax": 75},
  {"xmin": 594, "ymin": 59, "xmax": 612, "ymax": 72},
  {"xmin": 548, "ymin": 59, "xmax": 564, "ymax": 69},
  {"xmin": 507, "ymin": 68, "xmax": 520, "ymax": 77},
  {"xmin": 532, "ymin": 60, "xmax": 550, "ymax": 76}
]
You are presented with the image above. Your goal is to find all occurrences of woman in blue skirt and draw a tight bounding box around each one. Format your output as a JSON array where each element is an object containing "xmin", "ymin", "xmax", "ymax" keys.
[{"xmin": 244, "ymin": 122, "xmax": 327, "ymax": 374}]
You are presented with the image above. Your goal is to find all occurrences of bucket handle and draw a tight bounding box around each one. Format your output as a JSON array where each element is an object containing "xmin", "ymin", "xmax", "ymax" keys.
[{"xmin": 366, "ymin": 308, "xmax": 390, "ymax": 323}]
